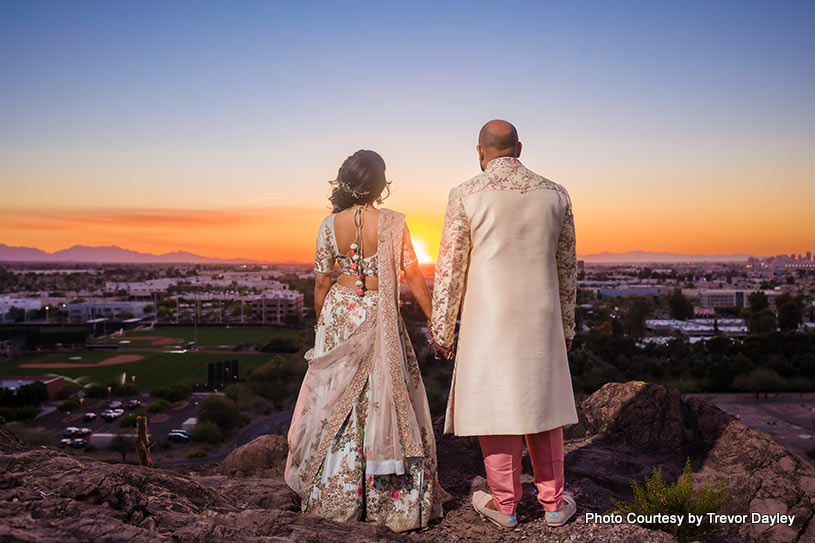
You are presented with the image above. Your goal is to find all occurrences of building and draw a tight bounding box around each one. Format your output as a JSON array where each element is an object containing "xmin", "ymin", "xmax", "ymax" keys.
[
  {"xmin": 699, "ymin": 289, "xmax": 781, "ymax": 309},
  {"xmin": 66, "ymin": 301, "xmax": 152, "ymax": 322},
  {"xmin": 699, "ymin": 289, "xmax": 744, "ymax": 309},
  {"xmin": 597, "ymin": 287, "xmax": 660, "ymax": 298},
  {"xmin": 0, "ymin": 375, "xmax": 64, "ymax": 398},
  {"xmin": 251, "ymin": 289, "xmax": 305, "ymax": 325},
  {"xmin": 0, "ymin": 296, "xmax": 42, "ymax": 314}
]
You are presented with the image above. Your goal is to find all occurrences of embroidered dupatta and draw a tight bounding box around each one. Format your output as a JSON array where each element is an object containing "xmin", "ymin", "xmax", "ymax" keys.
[{"xmin": 285, "ymin": 209, "xmax": 433, "ymax": 498}]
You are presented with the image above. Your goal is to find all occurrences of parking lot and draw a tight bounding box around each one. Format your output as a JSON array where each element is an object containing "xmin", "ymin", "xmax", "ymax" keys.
[{"xmin": 29, "ymin": 392, "xmax": 228, "ymax": 462}]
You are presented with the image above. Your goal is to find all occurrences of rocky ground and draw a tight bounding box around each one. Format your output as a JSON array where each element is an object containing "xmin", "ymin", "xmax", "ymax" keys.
[{"xmin": 1, "ymin": 381, "xmax": 813, "ymax": 542}]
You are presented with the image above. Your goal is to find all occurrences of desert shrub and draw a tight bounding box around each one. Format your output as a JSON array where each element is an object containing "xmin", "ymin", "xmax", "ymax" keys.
[
  {"xmin": 146, "ymin": 399, "xmax": 171, "ymax": 413},
  {"xmin": 611, "ymin": 458, "xmax": 727, "ymax": 543},
  {"xmin": 186, "ymin": 448, "xmax": 208, "ymax": 458},
  {"xmin": 58, "ymin": 398, "xmax": 81, "ymax": 412},
  {"xmin": 119, "ymin": 409, "xmax": 149, "ymax": 428},
  {"xmin": 245, "ymin": 356, "xmax": 307, "ymax": 408},
  {"xmin": 0, "ymin": 406, "xmax": 40, "ymax": 422},
  {"xmin": 197, "ymin": 395, "xmax": 244, "ymax": 433},
  {"xmin": 84, "ymin": 384, "xmax": 108, "ymax": 398},
  {"xmin": 224, "ymin": 383, "xmax": 268, "ymax": 412},
  {"xmin": 83, "ymin": 443, "xmax": 97, "ymax": 452},
  {"xmin": 807, "ymin": 448, "xmax": 815, "ymax": 459},
  {"xmin": 159, "ymin": 440, "xmax": 172, "ymax": 451},
  {"xmin": 260, "ymin": 335, "xmax": 300, "ymax": 353},
  {"xmin": 112, "ymin": 383, "xmax": 139, "ymax": 396},
  {"xmin": 7, "ymin": 424, "xmax": 51, "ymax": 445},
  {"xmin": 732, "ymin": 368, "xmax": 787, "ymax": 394},
  {"xmin": 151, "ymin": 384, "xmax": 192, "ymax": 402},
  {"xmin": 191, "ymin": 420, "xmax": 223, "ymax": 444}
]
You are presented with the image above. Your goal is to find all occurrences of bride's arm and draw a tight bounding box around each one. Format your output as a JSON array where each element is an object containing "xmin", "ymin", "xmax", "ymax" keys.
[
  {"xmin": 314, "ymin": 274, "xmax": 332, "ymax": 321},
  {"xmin": 405, "ymin": 263, "xmax": 432, "ymax": 321}
]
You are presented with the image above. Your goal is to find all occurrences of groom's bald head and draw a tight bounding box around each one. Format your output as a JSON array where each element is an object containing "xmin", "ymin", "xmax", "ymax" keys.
[{"xmin": 477, "ymin": 119, "xmax": 522, "ymax": 170}]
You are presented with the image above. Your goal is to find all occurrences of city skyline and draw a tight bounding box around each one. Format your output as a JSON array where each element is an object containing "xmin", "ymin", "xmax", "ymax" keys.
[{"xmin": 2, "ymin": 1, "xmax": 813, "ymax": 262}]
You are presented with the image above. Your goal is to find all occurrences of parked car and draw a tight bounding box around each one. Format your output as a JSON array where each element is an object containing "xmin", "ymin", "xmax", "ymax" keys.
[
  {"xmin": 70, "ymin": 438, "xmax": 87, "ymax": 448},
  {"xmin": 77, "ymin": 428, "xmax": 92, "ymax": 437},
  {"xmin": 109, "ymin": 401, "xmax": 122, "ymax": 409},
  {"xmin": 59, "ymin": 438, "xmax": 73, "ymax": 448},
  {"xmin": 83, "ymin": 412, "xmax": 97, "ymax": 422},
  {"xmin": 167, "ymin": 430, "xmax": 190, "ymax": 443},
  {"xmin": 127, "ymin": 400, "xmax": 141, "ymax": 409},
  {"xmin": 112, "ymin": 408, "xmax": 125, "ymax": 417},
  {"xmin": 100, "ymin": 410, "xmax": 116, "ymax": 421},
  {"xmin": 63, "ymin": 427, "xmax": 80, "ymax": 437}
]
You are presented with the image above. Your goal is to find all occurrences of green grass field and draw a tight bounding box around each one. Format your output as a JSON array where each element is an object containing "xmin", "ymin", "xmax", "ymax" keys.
[
  {"xmin": 88, "ymin": 326, "xmax": 297, "ymax": 346},
  {"xmin": 0, "ymin": 350, "xmax": 293, "ymax": 391},
  {"xmin": 1, "ymin": 326, "xmax": 306, "ymax": 391}
]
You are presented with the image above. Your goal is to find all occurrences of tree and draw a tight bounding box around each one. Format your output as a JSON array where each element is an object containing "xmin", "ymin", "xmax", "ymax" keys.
[
  {"xmin": 748, "ymin": 309, "xmax": 777, "ymax": 335},
  {"xmin": 778, "ymin": 300, "xmax": 803, "ymax": 332},
  {"xmin": 748, "ymin": 291, "xmax": 769, "ymax": 313},
  {"xmin": 621, "ymin": 297, "xmax": 654, "ymax": 340},
  {"xmin": 667, "ymin": 292, "xmax": 694, "ymax": 320},
  {"xmin": 110, "ymin": 432, "xmax": 133, "ymax": 462},
  {"xmin": 197, "ymin": 396, "xmax": 243, "ymax": 434},
  {"xmin": 143, "ymin": 304, "xmax": 154, "ymax": 316}
]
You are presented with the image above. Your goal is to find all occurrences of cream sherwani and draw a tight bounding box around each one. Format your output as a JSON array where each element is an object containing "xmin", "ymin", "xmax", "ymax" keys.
[{"xmin": 431, "ymin": 156, "xmax": 579, "ymax": 436}]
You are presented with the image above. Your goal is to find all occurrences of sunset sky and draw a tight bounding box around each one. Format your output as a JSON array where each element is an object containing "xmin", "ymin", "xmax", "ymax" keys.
[{"xmin": 1, "ymin": 1, "xmax": 813, "ymax": 263}]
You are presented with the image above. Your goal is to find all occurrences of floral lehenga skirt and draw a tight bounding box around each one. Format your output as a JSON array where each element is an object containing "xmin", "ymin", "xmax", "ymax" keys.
[{"xmin": 303, "ymin": 282, "xmax": 443, "ymax": 532}]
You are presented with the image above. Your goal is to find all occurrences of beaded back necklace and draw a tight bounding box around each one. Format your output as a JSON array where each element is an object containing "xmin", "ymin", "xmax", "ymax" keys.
[{"xmin": 346, "ymin": 203, "xmax": 371, "ymax": 296}]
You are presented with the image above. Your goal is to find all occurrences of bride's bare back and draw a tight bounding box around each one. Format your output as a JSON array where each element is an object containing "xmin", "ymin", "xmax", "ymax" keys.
[{"xmin": 334, "ymin": 205, "xmax": 380, "ymax": 290}]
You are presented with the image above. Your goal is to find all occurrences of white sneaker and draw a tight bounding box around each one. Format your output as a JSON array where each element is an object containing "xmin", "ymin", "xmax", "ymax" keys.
[
  {"xmin": 472, "ymin": 490, "xmax": 518, "ymax": 528},
  {"xmin": 545, "ymin": 491, "xmax": 576, "ymax": 527}
]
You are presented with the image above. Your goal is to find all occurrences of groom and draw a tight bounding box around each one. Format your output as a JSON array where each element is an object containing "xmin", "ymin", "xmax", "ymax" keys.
[{"xmin": 430, "ymin": 120, "xmax": 579, "ymax": 528}]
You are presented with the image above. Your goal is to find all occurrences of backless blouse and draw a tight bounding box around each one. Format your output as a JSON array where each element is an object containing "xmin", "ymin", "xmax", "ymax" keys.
[{"xmin": 314, "ymin": 211, "xmax": 418, "ymax": 276}]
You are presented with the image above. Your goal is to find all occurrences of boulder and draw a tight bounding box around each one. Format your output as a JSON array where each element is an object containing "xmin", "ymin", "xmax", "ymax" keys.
[{"xmin": 218, "ymin": 434, "xmax": 288, "ymax": 478}]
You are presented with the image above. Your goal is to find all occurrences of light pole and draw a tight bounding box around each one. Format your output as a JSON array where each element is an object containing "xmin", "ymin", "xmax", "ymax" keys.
[
  {"xmin": 193, "ymin": 293, "xmax": 198, "ymax": 350},
  {"xmin": 45, "ymin": 305, "xmax": 50, "ymax": 323}
]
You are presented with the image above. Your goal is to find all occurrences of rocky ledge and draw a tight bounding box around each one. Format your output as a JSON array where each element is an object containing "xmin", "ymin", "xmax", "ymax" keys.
[{"xmin": 1, "ymin": 381, "xmax": 813, "ymax": 542}]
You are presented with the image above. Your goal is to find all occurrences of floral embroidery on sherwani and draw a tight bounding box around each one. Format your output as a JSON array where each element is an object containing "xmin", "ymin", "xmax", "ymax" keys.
[
  {"xmin": 554, "ymin": 190, "xmax": 577, "ymax": 340},
  {"xmin": 429, "ymin": 188, "xmax": 471, "ymax": 349},
  {"xmin": 430, "ymin": 156, "xmax": 578, "ymax": 346}
]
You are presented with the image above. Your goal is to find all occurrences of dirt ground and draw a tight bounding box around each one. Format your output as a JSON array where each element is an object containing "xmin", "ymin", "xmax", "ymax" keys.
[
  {"xmin": 19, "ymin": 354, "xmax": 146, "ymax": 368},
  {"xmin": 685, "ymin": 392, "xmax": 815, "ymax": 465}
]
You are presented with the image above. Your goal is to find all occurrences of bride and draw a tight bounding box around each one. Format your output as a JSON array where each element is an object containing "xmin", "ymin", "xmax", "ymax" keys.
[{"xmin": 285, "ymin": 149, "xmax": 445, "ymax": 531}]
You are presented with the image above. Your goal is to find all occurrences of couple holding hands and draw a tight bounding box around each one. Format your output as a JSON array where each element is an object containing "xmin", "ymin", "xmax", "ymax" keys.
[{"xmin": 285, "ymin": 120, "xmax": 579, "ymax": 532}]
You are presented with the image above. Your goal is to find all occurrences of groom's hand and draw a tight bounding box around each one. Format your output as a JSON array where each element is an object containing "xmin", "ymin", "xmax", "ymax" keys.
[{"xmin": 430, "ymin": 339, "xmax": 455, "ymax": 360}]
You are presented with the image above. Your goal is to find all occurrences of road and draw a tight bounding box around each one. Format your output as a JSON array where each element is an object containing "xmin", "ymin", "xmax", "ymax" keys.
[{"xmin": 234, "ymin": 409, "xmax": 293, "ymax": 448}]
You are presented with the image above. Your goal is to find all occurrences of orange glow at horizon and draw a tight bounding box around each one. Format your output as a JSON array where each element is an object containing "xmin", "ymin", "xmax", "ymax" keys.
[{"xmin": 1, "ymin": 200, "xmax": 813, "ymax": 264}]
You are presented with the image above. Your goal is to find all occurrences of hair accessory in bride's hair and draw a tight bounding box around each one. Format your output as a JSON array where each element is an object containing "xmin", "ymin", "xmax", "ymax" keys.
[{"xmin": 332, "ymin": 178, "xmax": 371, "ymax": 199}]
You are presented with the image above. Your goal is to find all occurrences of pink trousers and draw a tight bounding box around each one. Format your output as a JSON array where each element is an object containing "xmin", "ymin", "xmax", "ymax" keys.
[{"xmin": 478, "ymin": 427, "xmax": 564, "ymax": 516}]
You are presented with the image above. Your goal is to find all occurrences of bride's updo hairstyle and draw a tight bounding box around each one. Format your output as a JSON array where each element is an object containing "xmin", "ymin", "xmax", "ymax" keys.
[{"xmin": 329, "ymin": 150, "xmax": 391, "ymax": 213}]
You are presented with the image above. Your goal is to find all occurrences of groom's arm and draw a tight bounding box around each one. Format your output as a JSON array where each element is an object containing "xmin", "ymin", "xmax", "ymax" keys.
[
  {"xmin": 430, "ymin": 187, "xmax": 471, "ymax": 350},
  {"xmin": 555, "ymin": 189, "xmax": 578, "ymax": 345}
]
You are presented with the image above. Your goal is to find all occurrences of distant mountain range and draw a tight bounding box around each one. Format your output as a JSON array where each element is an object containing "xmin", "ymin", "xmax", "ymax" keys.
[
  {"xmin": 0, "ymin": 244, "xmax": 759, "ymax": 265},
  {"xmin": 0, "ymin": 244, "xmax": 267, "ymax": 264}
]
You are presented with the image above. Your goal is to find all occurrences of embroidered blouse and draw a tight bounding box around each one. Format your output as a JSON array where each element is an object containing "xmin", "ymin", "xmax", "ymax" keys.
[{"xmin": 314, "ymin": 212, "xmax": 418, "ymax": 277}]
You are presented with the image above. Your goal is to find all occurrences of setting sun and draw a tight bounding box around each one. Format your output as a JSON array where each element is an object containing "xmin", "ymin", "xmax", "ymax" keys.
[{"xmin": 411, "ymin": 237, "xmax": 433, "ymax": 264}]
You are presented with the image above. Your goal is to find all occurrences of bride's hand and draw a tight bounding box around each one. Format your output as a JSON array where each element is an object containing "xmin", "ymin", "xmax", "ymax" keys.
[{"xmin": 430, "ymin": 339, "xmax": 455, "ymax": 360}]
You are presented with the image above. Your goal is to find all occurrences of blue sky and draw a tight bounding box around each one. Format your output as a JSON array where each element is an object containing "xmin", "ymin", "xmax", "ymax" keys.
[{"xmin": 1, "ymin": 0, "xmax": 813, "ymax": 259}]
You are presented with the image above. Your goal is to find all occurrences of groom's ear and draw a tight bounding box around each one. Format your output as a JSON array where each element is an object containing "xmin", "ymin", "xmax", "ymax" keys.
[
  {"xmin": 476, "ymin": 144, "xmax": 484, "ymax": 162},
  {"xmin": 516, "ymin": 141, "xmax": 522, "ymax": 158}
]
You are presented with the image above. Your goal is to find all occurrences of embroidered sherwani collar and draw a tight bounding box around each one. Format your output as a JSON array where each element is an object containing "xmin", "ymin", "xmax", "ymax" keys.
[{"xmin": 484, "ymin": 156, "xmax": 522, "ymax": 172}]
